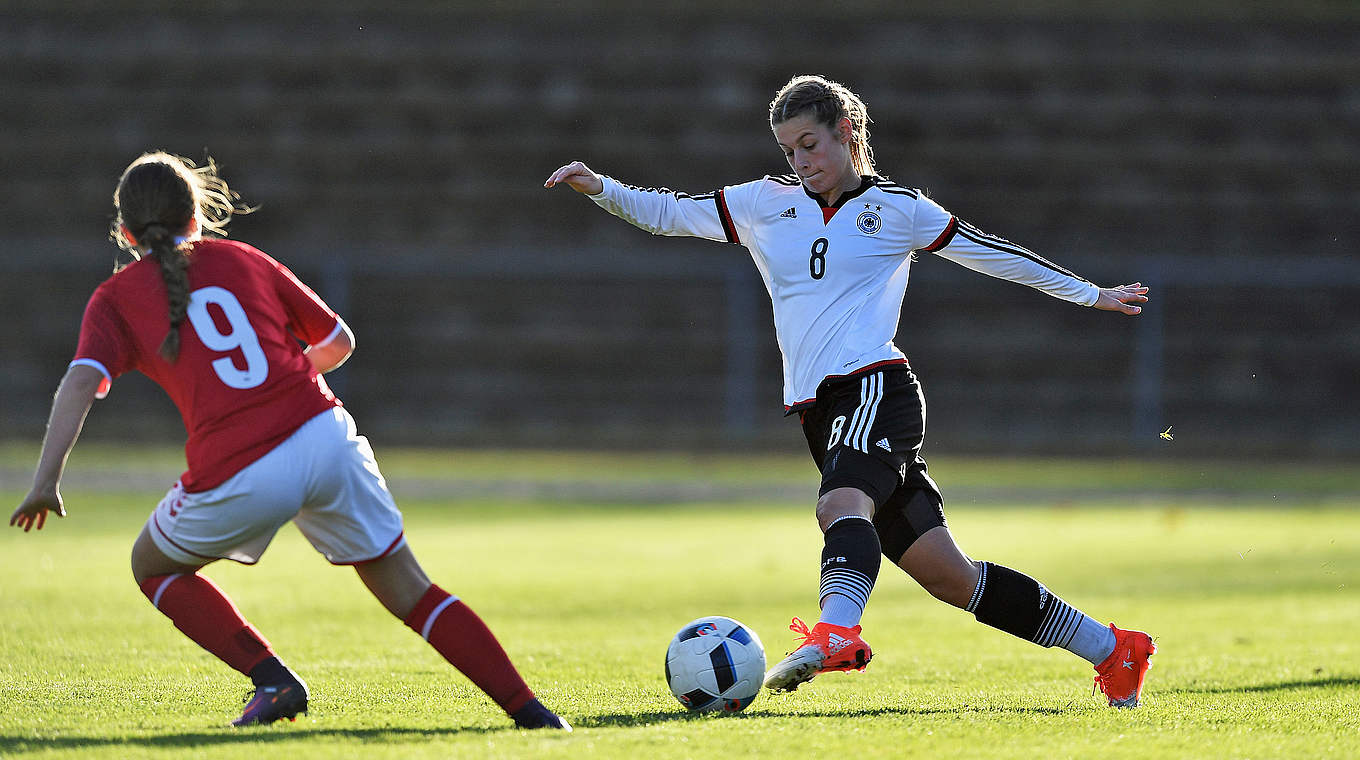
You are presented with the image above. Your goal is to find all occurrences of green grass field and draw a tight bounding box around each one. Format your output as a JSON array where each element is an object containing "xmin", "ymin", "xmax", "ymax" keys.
[{"xmin": 2, "ymin": 446, "xmax": 1358, "ymax": 759}]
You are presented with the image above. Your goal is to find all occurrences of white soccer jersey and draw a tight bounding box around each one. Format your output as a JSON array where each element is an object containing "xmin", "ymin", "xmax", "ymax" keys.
[{"xmin": 589, "ymin": 173, "xmax": 1100, "ymax": 411}]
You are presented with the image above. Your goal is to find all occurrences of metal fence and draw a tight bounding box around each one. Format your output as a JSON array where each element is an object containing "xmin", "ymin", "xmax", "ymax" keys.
[{"xmin": 7, "ymin": 239, "xmax": 1355, "ymax": 458}]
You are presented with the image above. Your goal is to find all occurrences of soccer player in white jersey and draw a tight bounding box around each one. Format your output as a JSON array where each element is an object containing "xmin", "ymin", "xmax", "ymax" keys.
[{"xmin": 546, "ymin": 74, "xmax": 1156, "ymax": 707}]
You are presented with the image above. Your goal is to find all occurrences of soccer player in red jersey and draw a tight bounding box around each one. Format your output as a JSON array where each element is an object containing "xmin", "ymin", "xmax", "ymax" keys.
[
  {"xmin": 547, "ymin": 74, "xmax": 1155, "ymax": 707},
  {"xmin": 10, "ymin": 152, "xmax": 569, "ymax": 730}
]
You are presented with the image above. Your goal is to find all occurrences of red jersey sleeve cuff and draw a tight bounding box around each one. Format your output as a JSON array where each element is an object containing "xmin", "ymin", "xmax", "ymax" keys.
[{"xmin": 309, "ymin": 319, "xmax": 347, "ymax": 351}]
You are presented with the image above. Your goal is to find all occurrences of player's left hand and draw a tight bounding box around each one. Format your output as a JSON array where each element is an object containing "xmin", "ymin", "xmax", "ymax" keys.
[
  {"xmin": 10, "ymin": 487, "xmax": 66, "ymax": 532},
  {"xmin": 1092, "ymin": 282, "xmax": 1150, "ymax": 315}
]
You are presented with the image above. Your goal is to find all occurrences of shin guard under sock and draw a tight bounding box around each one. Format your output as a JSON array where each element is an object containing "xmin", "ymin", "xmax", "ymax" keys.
[
  {"xmin": 139, "ymin": 573, "xmax": 276, "ymax": 675},
  {"xmin": 967, "ymin": 562, "xmax": 1112, "ymax": 662},
  {"xmin": 818, "ymin": 516, "xmax": 881, "ymax": 628},
  {"xmin": 403, "ymin": 584, "xmax": 534, "ymax": 715}
]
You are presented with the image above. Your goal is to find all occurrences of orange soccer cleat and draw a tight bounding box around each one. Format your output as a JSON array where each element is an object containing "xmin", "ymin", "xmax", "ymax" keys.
[
  {"xmin": 762, "ymin": 617, "xmax": 872, "ymax": 692},
  {"xmin": 1093, "ymin": 623, "xmax": 1156, "ymax": 708}
]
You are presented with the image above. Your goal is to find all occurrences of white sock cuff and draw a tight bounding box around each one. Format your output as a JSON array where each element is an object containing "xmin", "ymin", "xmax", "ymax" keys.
[{"xmin": 823, "ymin": 514, "xmax": 873, "ymax": 531}]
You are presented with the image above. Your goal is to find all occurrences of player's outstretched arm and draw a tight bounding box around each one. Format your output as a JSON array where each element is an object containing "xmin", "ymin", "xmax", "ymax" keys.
[
  {"xmin": 10, "ymin": 364, "xmax": 103, "ymax": 532},
  {"xmin": 543, "ymin": 161, "xmax": 604, "ymax": 196},
  {"xmin": 545, "ymin": 160, "xmax": 727, "ymax": 241},
  {"xmin": 1091, "ymin": 283, "xmax": 1150, "ymax": 315}
]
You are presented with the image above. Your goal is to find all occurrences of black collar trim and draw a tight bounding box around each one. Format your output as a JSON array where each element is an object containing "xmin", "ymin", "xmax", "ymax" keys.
[{"xmin": 804, "ymin": 175, "xmax": 878, "ymax": 209}]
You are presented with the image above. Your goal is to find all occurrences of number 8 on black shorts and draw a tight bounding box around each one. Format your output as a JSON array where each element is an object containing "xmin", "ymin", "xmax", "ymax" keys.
[{"xmin": 799, "ymin": 366, "xmax": 947, "ymax": 561}]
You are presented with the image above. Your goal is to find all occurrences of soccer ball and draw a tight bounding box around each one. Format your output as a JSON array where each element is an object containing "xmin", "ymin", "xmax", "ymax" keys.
[{"xmin": 664, "ymin": 615, "xmax": 765, "ymax": 713}]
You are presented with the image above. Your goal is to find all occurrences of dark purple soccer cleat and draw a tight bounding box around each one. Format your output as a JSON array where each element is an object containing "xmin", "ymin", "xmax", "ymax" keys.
[{"xmin": 231, "ymin": 682, "xmax": 309, "ymax": 727}]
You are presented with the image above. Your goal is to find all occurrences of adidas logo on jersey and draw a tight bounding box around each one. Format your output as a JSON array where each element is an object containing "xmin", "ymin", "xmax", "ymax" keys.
[
  {"xmin": 779, "ymin": 207, "xmax": 797, "ymax": 218},
  {"xmin": 875, "ymin": 438, "xmax": 892, "ymax": 452}
]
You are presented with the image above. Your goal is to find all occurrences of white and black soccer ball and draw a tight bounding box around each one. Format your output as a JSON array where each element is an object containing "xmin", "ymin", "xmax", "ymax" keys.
[{"xmin": 664, "ymin": 615, "xmax": 765, "ymax": 714}]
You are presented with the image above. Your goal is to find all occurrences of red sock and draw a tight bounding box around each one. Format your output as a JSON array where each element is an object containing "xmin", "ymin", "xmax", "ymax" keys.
[
  {"xmin": 403, "ymin": 584, "xmax": 534, "ymax": 715},
  {"xmin": 139, "ymin": 573, "xmax": 275, "ymax": 675}
]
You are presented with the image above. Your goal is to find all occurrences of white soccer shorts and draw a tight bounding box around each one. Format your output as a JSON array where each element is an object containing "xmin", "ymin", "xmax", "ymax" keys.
[{"xmin": 146, "ymin": 407, "xmax": 406, "ymax": 566}]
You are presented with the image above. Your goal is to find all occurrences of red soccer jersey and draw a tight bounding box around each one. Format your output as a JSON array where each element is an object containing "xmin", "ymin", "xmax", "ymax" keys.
[{"xmin": 72, "ymin": 239, "xmax": 343, "ymax": 492}]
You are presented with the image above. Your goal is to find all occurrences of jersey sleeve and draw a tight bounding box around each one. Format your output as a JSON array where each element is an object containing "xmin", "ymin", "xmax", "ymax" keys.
[
  {"xmin": 913, "ymin": 195, "xmax": 1099, "ymax": 306},
  {"xmin": 264, "ymin": 254, "xmax": 342, "ymax": 346},
  {"xmin": 588, "ymin": 176, "xmax": 744, "ymax": 244},
  {"xmin": 70, "ymin": 287, "xmax": 134, "ymax": 399}
]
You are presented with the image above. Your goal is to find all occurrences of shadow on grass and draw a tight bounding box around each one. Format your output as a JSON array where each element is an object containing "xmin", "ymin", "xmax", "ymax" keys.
[
  {"xmin": 0, "ymin": 702, "xmax": 1077, "ymax": 752},
  {"xmin": 16, "ymin": 679, "xmax": 1348, "ymax": 751},
  {"xmin": 578, "ymin": 702, "xmax": 1073, "ymax": 728},
  {"xmin": 1173, "ymin": 675, "xmax": 1360, "ymax": 695},
  {"xmin": 0, "ymin": 724, "xmax": 518, "ymax": 753},
  {"xmin": 2, "ymin": 698, "xmax": 1105, "ymax": 751},
  {"xmin": 576, "ymin": 710, "xmax": 721, "ymax": 727},
  {"xmin": 583, "ymin": 677, "xmax": 1360, "ymax": 726}
]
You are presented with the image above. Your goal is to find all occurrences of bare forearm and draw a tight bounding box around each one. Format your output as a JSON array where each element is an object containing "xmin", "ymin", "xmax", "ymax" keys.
[{"xmin": 31, "ymin": 366, "xmax": 102, "ymax": 490}]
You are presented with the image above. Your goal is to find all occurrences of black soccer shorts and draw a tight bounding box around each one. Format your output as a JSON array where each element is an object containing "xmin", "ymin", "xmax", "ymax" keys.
[{"xmin": 799, "ymin": 365, "xmax": 947, "ymax": 561}]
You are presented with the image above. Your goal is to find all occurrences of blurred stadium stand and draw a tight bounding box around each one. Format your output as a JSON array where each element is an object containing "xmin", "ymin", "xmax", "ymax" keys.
[{"xmin": 2, "ymin": 1, "xmax": 1356, "ymax": 457}]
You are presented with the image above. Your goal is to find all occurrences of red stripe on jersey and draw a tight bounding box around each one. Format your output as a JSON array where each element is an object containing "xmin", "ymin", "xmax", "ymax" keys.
[
  {"xmin": 821, "ymin": 206, "xmax": 840, "ymax": 224},
  {"xmin": 921, "ymin": 216, "xmax": 958, "ymax": 252},
  {"xmin": 783, "ymin": 358, "xmax": 911, "ymax": 414},
  {"xmin": 715, "ymin": 189, "xmax": 740, "ymax": 244}
]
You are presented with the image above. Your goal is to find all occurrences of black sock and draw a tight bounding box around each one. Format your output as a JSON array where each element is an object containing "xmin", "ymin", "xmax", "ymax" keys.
[
  {"xmin": 248, "ymin": 656, "xmax": 300, "ymax": 688},
  {"xmin": 967, "ymin": 561, "xmax": 1084, "ymax": 648},
  {"xmin": 819, "ymin": 517, "xmax": 881, "ymax": 621},
  {"xmin": 512, "ymin": 698, "xmax": 564, "ymax": 729}
]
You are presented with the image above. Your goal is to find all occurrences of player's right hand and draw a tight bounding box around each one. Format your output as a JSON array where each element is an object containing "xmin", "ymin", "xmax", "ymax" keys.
[
  {"xmin": 544, "ymin": 161, "xmax": 604, "ymax": 195},
  {"xmin": 10, "ymin": 487, "xmax": 65, "ymax": 532}
]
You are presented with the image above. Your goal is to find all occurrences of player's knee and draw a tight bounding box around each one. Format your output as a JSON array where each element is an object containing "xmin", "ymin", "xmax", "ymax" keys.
[
  {"xmin": 815, "ymin": 489, "xmax": 873, "ymax": 532},
  {"xmin": 813, "ymin": 499, "xmax": 840, "ymax": 531}
]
